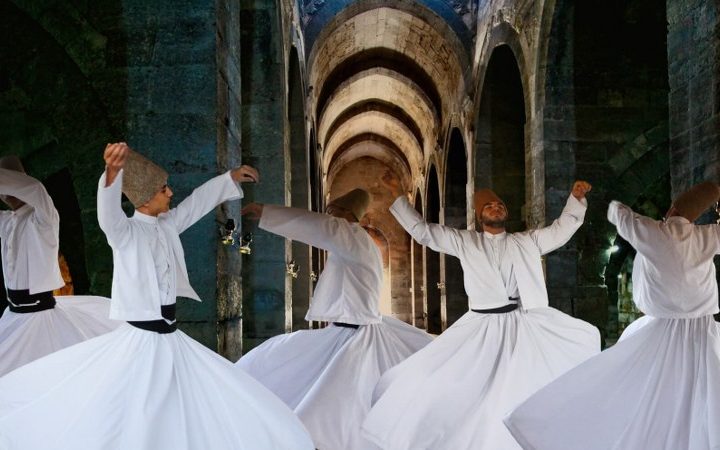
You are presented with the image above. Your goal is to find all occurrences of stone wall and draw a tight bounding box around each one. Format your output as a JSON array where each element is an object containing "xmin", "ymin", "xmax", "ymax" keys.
[{"xmin": 240, "ymin": 0, "xmax": 291, "ymax": 352}]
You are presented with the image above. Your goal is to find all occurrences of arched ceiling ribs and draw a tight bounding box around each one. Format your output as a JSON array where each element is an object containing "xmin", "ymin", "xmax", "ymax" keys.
[
  {"xmin": 329, "ymin": 133, "xmax": 411, "ymax": 175},
  {"xmin": 323, "ymin": 111, "xmax": 423, "ymax": 178},
  {"xmin": 315, "ymin": 48, "xmax": 443, "ymax": 127},
  {"xmin": 318, "ymin": 68, "xmax": 439, "ymax": 160},
  {"xmin": 326, "ymin": 136, "xmax": 412, "ymax": 191},
  {"xmin": 323, "ymin": 99, "xmax": 424, "ymax": 152},
  {"xmin": 303, "ymin": 0, "xmax": 473, "ymax": 58}
]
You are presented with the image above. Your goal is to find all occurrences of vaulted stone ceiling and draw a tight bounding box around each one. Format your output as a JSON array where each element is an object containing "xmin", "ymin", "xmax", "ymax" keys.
[{"xmin": 303, "ymin": 2, "xmax": 471, "ymax": 199}]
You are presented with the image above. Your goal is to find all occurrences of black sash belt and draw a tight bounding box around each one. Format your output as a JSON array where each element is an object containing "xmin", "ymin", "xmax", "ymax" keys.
[
  {"xmin": 7, "ymin": 289, "xmax": 56, "ymax": 313},
  {"xmin": 471, "ymin": 302, "xmax": 519, "ymax": 314},
  {"xmin": 128, "ymin": 304, "xmax": 177, "ymax": 334},
  {"xmin": 333, "ymin": 322, "xmax": 360, "ymax": 329}
]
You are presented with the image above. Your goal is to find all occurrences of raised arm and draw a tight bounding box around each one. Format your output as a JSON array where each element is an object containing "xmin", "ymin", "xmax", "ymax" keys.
[
  {"xmin": 389, "ymin": 196, "xmax": 462, "ymax": 257},
  {"xmin": 167, "ymin": 172, "xmax": 242, "ymax": 234},
  {"xmin": 97, "ymin": 143, "xmax": 132, "ymax": 248},
  {"xmin": 0, "ymin": 168, "xmax": 57, "ymax": 226},
  {"xmin": 607, "ymin": 200, "xmax": 666, "ymax": 256},
  {"xmin": 529, "ymin": 181, "xmax": 590, "ymax": 255},
  {"xmin": 167, "ymin": 165, "xmax": 256, "ymax": 234},
  {"xmin": 257, "ymin": 205, "xmax": 372, "ymax": 262}
]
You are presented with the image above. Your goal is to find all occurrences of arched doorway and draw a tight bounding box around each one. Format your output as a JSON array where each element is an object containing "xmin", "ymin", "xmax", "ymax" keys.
[
  {"xmin": 476, "ymin": 45, "xmax": 526, "ymax": 233},
  {"xmin": 425, "ymin": 165, "xmax": 442, "ymax": 334},
  {"xmin": 444, "ymin": 129, "xmax": 468, "ymax": 326},
  {"xmin": 411, "ymin": 190, "xmax": 424, "ymax": 329}
]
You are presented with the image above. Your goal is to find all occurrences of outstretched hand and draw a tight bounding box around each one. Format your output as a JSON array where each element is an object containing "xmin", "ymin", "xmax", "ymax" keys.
[
  {"xmin": 104, "ymin": 142, "xmax": 129, "ymax": 187},
  {"xmin": 241, "ymin": 202, "xmax": 264, "ymax": 221},
  {"xmin": 381, "ymin": 170, "xmax": 402, "ymax": 198},
  {"xmin": 572, "ymin": 180, "xmax": 592, "ymax": 200},
  {"xmin": 231, "ymin": 165, "xmax": 260, "ymax": 183}
]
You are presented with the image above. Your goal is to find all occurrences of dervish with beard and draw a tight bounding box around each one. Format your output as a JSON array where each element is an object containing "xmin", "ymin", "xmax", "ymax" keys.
[{"xmin": 361, "ymin": 171, "xmax": 601, "ymax": 450}]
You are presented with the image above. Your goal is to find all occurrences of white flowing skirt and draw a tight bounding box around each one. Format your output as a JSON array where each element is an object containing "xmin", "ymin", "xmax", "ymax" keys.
[
  {"xmin": 361, "ymin": 307, "xmax": 601, "ymax": 450},
  {"xmin": 0, "ymin": 295, "xmax": 121, "ymax": 377},
  {"xmin": 0, "ymin": 324, "xmax": 314, "ymax": 450},
  {"xmin": 504, "ymin": 315, "xmax": 720, "ymax": 450},
  {"xmin": 236, "ymin": 315, "xmax": 433, "ymax": 450}
]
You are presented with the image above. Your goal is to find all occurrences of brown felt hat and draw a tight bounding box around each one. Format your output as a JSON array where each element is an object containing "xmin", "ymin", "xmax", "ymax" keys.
[
  {"xmin": 328, "ymin": 188, "xmax": 371, "ymax": 221},
  {"xmin": 0, "ymin": 155, "xmax": 25, "ymax": 173},
  {"xmin": 474, "ymin": 188, "xmax": 505, "ymax": 214},
  {"xmin": 123, "ymin": 149, "xmax": 169, "ymax": 208},
  {"xmin": 671, "ymin": 181, "xmax": 720, "ymax": 222}
]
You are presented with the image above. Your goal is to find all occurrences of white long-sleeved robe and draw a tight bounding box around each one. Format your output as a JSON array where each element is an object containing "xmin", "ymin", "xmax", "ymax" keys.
[
  {"xmin": 389, "ymin": 193, "xmax": 587, "ymax": 310},
  {"xmin": 97, "ymin": 169, "xmax": 242, "ymax": 320},
  {"xmin": 0, "ymin": 168, "xmax": 64, "ymax": 294},
  {"xmin": 259, "ymin": 204, "xmax": 383, "ymax": 324}
]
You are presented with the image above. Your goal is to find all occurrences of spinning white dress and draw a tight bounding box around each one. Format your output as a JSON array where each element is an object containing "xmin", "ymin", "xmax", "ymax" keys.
[
  {"xmin": 505, "ymin": 201, "xmax": 720, "ymax": 450},
  {"xmin": 236, "ymin": 205, "xmax": 433, "ymax": 450},
  {"xmin": 0, "ymin": 170, "xmax": 313, "ymax": 450},
  {"xmin": 361, "ymin": 195, "xmax": 600, "ymax": 450},
  {"xmin": 0, "ymin": 168, "xmax": 120, "ymax": 377}
]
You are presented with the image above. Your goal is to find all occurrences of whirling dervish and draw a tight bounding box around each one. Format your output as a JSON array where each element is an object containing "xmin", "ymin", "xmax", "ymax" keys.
[
  {"xmin": 504, "ymin": 181, "xmax": 720, "ymax": 450},
  {"xmin": 236, "ymin": 187, "xmax": 433, "ymax": 450},
  {"xmin": 0, "ymin": 155, "xmax": 121, "ymax": 377},
  {"xmin": 0, "ymin": 143, "xmax": 314, "ymax": 450}
]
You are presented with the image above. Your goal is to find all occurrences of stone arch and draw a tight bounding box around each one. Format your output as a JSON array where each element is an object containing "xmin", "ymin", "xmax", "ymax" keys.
[
  {"xmin": 443, "ymin": 128, "xmax": 469, "ymax": 326},
  {"xmin": 0, "ymin": 1, "xmax": 125, "ymax": 302},
  {"xmin": 424, "ymin": 163, "xmax": 443, "ymax": 334},
  {"xmin": 539, "ymin": 0, "xmax": 671, "ymax": 341},
  {"xmin": 411, "ymin": 189, "xmax": 425, "ymax": 328},
  {"xmin": 475, "ymin": 44, "xmax": 527, "ymax": 232}
]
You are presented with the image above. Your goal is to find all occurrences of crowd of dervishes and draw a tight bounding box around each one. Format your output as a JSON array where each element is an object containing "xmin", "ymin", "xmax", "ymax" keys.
[{"xmin": 0, "ymin": 143, "xmax": 718, "ymax": 449}]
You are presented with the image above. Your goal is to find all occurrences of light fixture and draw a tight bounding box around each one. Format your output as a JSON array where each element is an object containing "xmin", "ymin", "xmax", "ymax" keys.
[
  {"xmin": 609, "ymin": 245, "xmax": 620, "ymax": 253},
  {"xmin": 286, "ymin": 260, "xmax": 299, "ymax": 278},
  {"xmin": 309, "ymin": 271, "xmax": 318, "ymax": 282},
  {"xmin": 239, "ymin": 233, "xmax": 253, "ymax": 255},
  {"xmin": 220, "ymin": 219, "xmax": 236, "ymax": 246}
]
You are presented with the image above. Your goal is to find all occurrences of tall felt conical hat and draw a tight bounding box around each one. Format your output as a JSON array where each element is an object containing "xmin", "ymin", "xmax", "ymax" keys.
[
  {"xmin": 473, "ymin": 188, "xmax": 505, "ymax": 214},
  {"xmin": 328, "ymin": 188, "xmax": 371, "ymax": 221},
  {"xmin": 671, "ymin": 181, "xmax": 720, "ymax": 222},
  {"xmin": 123, "ymin": 149, "xmax": 169, "ymax": 208},
  {"xmin": 0, "ymin": 155, "xmax": 25, "ymax": 173}
]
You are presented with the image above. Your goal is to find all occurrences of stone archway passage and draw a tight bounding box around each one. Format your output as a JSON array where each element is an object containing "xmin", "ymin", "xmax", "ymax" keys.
[
  {"xmin": 425, "ymin": 165, "xmax": 443, "ymax": 334},
  {"xmin": 444, "ymin": 129, "xmax": 468, "ymax": 327},
  {"xmin": 476, "ymin": 45, "xmax": 526, "ymax": 233},
  {"xmin": 411, "ymin": 191, "xmax": 425, "ymax": 329}
]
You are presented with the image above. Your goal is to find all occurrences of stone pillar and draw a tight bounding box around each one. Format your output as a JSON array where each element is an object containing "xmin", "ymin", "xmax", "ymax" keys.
[
  {"xmin": 240, "ymin": 0, "xmax": 290, "ymax": 352},
  {"xmin": 117, "ymin": 0, "xmax": 222, "ymax": 348},
  {"xmin": 667, "ymin": 0, "xmax": 720, "ymax": 196},
  {"xmin": 216, "ymin": 0, "xmax": 244, "ymax": 360}
]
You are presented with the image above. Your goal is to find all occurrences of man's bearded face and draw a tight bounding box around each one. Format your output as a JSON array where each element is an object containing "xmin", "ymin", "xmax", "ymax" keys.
[{"xmin": 480, "ymin": 201, "xmax": 508, "ymax": 228}]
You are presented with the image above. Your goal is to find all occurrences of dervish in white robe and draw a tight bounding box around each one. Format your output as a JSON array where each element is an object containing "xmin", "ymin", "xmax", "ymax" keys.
[
  {"xmin": 236, "ymin": 188, "xmax": 433, "ymax": 450},
  {"xmin": 0, "ymin": 144, "xmax": 313, "ymax": 450},
  {"xmin": 362, "ymin": 178, "xmax": 600, "ymax": 450},
  {"xmin": 0, "ymin": 159, "xmax": 120, "ymax": 377},
  {"xmin": 505, "ymin": 182, "xmax": 720, "ymax": 450}
]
